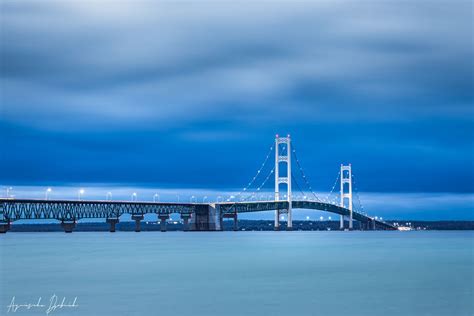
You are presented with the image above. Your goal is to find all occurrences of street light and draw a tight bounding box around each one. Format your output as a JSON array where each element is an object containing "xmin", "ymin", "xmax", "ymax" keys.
[
  {"xmin": 190, "ymin": 195, "xmax": 196, "ymax": 203},
  {"xmin": 203, "ymin": 196, "xmax": 208, "ymax": 203},
  {"xmin": 45, "ymin": 188, "xmax": 52, "ymax": 200},
  {"xmin": 153, "ymin": 193, "xmax": 160, "ymax": 202},
  {"xmin": 132, "ymin": 192, "xmax": 137, "ymax": 201},
  {"xmin": 6, "ymin": 187, "xmax": 13, "ymax": 198},
  {"xmin": 217, "ymin": 196, "xmax": 222, "ymax": 203},
  {"xmin": 78, "ymin": 189, "xmax": 84, "ymax": 201},
  {"xmin": 176, "ymin": 194, "xmax": 180, "ymax": 203},
  {"xmin": 106, "ymin": 192, "xmax": 112, "ymax": 201},
  {"xmin": 328, "ymin": 216, "xmax": 332, "ymax": 220}
]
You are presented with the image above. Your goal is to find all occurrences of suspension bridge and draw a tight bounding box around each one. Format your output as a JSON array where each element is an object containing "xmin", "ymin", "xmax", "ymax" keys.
[{"xmin": 0, "ymin": 135, "xmax": 396, "ymax": 233}]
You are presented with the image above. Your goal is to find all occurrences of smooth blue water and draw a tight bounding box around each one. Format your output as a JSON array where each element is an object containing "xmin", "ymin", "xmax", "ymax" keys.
[{"xmin": 1, "ymin": 231, "xmax": 473, "ymax": 316}]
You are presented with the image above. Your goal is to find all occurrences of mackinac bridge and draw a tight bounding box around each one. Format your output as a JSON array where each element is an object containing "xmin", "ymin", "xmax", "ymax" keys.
[{"xmin": 0, "ymin": 135, "xmax": 396, "ymax": 233}]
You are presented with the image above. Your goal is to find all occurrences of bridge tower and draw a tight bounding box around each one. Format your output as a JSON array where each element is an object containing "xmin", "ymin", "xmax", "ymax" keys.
[
  {"xmin": 274, "ymin": 134, "xmax": 292, "ymax": 230},
  {"xmin": 340, "ymin": 164, "xmax": 353, "ymax": 230}
]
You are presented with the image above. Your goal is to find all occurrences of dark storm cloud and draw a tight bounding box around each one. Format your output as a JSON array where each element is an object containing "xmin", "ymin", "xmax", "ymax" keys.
[{"xmin": 0, "ymin": 0, "xmax": 473, "ymax": 201}]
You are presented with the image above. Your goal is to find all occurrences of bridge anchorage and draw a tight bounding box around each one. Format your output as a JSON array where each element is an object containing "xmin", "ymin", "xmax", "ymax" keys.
[{"xmin": 0, "ymin": 135, "xmax": 396, "ymax": 233}]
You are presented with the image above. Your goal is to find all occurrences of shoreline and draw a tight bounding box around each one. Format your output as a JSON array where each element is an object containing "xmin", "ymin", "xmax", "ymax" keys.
[{"xmin": 4, "ymin": 220, "xmax": 474, "ymax": 232}]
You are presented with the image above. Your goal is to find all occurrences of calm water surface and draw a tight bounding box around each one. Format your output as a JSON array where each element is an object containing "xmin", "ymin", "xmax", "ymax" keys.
[{"xmin": 1, "ymin": 231, "xmax": 473, "ymax": 316}]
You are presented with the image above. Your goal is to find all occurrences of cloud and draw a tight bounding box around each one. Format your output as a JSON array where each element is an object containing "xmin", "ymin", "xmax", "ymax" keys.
[{"xmin": 1, "ymin": 0, "xmax": 472, "ymax": 131}]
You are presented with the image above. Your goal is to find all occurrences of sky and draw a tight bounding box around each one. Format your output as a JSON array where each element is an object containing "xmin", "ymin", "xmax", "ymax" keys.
[{"xmin": 0, "ymin": 0, "xmax": 473, "ymax": 220}]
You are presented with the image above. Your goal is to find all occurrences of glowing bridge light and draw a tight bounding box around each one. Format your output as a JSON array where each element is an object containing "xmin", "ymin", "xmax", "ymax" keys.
[{"xmin": 45, "ymin": 188, "xmax": 52, "ymax": 200}]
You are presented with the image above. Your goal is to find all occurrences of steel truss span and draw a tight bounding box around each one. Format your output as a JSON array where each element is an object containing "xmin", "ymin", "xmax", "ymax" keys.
[{"xmin": 0, "ymin": 199, "xmax": 196, "ymax": 220}]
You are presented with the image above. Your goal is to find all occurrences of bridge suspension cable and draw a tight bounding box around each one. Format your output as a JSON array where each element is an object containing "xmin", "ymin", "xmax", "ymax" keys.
[
  {"xmin": 232, "ymin": 144, "xmax": 274, "ymax": 201},
  {"xmin": 290, "ymin": 146, "xmax": 322, "ymax": 202},
  {"xmin": 291, "ymin": 173, "xmax": 309, "ymax": 200},
  {"xmin": 326, "ymin": 170, "xmax": 341, "ymax": 205},
  {"xmin": 351, "ymin": 173, "xmax": 365, "ymax": 215},
  {"xmin": 236, "ymin": 143, "xmax": 287, "ymax": 202},
  {"xmin": 252, "ymin": 166, "xmax": 275, "ymax": 199},
  {"xmin": 224, "ymin": 166, "xmax": 275, "ymax": 214}
]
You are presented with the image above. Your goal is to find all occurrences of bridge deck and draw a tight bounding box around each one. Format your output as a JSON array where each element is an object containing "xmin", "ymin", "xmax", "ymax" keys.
[{"xmin": 0, "ymin": 198, "xmax": 395, "ymax": 230}]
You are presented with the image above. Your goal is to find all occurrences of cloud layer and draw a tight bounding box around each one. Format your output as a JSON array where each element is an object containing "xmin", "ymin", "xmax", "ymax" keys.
[{"xmin": 1, "ymin": 1, "xmax": 473, "ymax": 199}]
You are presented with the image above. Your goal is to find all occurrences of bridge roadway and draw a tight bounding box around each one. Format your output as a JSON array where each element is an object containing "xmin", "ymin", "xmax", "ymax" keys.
[{"xmin": 0, "ymin": 198, "xmax": 396, "ymax": 233}]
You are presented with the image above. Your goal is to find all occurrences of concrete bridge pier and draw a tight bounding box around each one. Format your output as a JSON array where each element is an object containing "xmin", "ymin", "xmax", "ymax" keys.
[
  {"xmin": 181, "ymin": 214, "xmax": 191, "ymax": 231},
  {"xmin": 159, "ymin": 214, "xmax": 169, "ymax": 232},
  {"xmin": 286, "ymin": 209, "xmax": 293, "ymax": 231},
  {"xmin": 61, "ymin": 220, "xmax": 76, "ymax": 233},
  {"xmin": 232, "ymin": 213, "xmax": 238, "ymax": 231},
  {"xmin": 106, "ymin": 218, "xmax": 119, "ymax": 232},
  {"xmin": 370, "ymin": 219, "xmax": 376, "ymax": 230},
  {"xmin": 189, "ymin": 204, "xmax": 220, "ymax": 231},
  {"xmin": 131, "ymin": 214, "xmax": 144, "ymax": 232},
  {"xmin": 219, "ymin": 213, "xmax": 224, "ymax": 231},
  {"xmin": 274, "ymin": 210, "xmax": 280, "ymax": 231},
  {"xmin": 0, "ymin": 220, "xmax": 11, "ymax": 233}
]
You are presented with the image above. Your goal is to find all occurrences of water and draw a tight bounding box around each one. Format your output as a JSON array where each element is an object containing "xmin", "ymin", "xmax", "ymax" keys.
[{"xmin": 1, "ymin": 231, "xmax": 473, "ymax": 316}]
